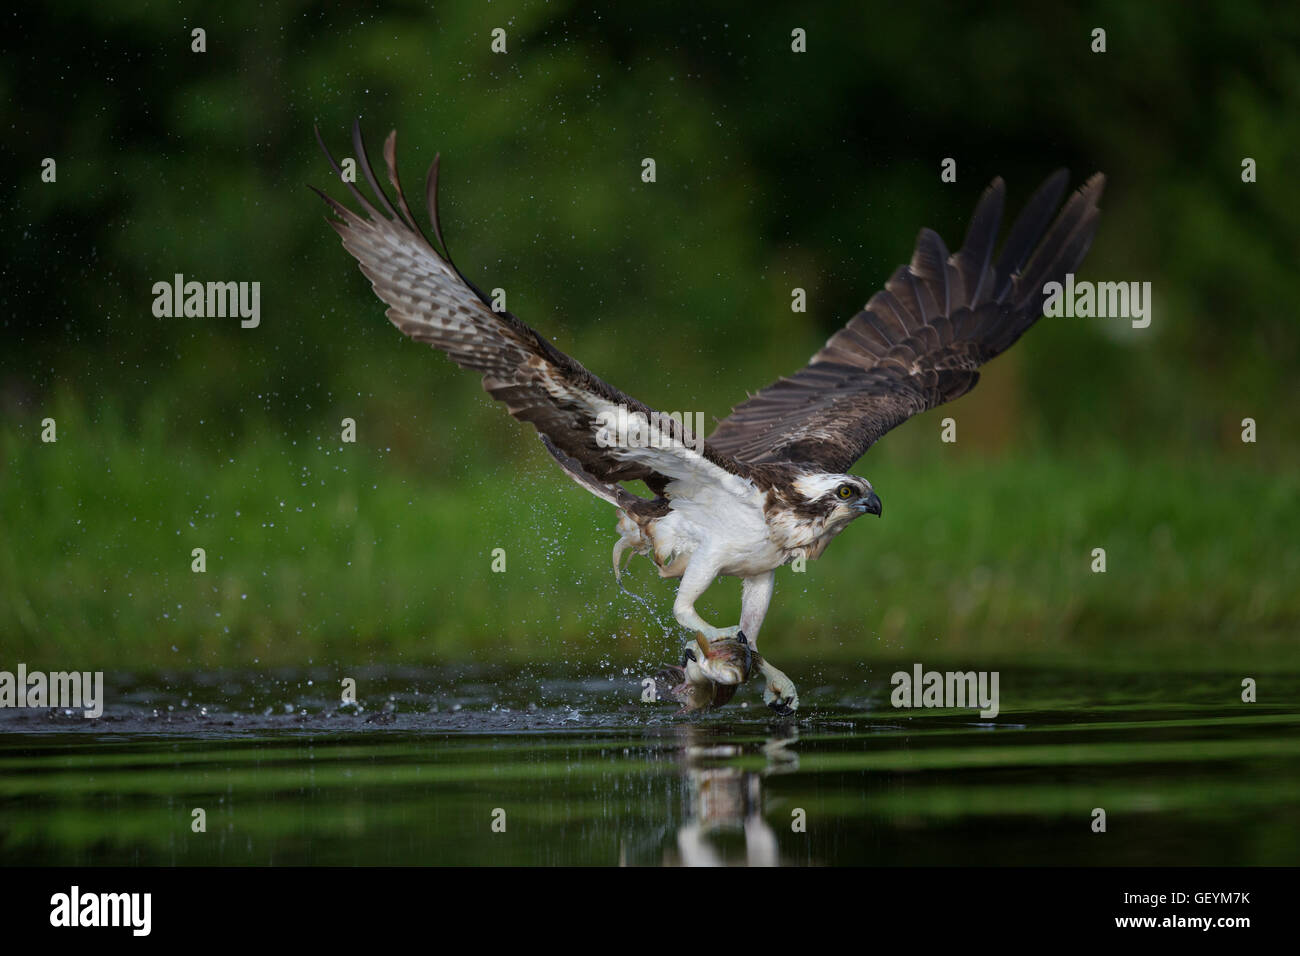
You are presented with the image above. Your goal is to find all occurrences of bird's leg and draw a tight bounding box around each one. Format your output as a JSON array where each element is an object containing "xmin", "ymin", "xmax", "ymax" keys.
[
  {"xmin": 738, "ymin": 571, "xmax": 774, "ymax": 642},
  {"xmin": 673, "ymin": 558, "xmax": 743, "ymax": 685},
  {"xmin": 756, "ymin": 660, "xmax": 798, "ymax": 715},
  {"xmin": 739, "ymin": 571, "xmax": 798, "ymax": 714}
]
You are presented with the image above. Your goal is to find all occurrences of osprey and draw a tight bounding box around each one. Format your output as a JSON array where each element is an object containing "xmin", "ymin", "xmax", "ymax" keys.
[{"xmin": 314, "ymin": 122, "xmax": 1104, "ymax": 715}]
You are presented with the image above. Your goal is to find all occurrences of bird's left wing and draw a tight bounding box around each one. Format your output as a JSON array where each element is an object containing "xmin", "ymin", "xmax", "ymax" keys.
[
  {"xmin": 313, "ymin": 122, "xmax": 744, "ymax": 497},
  {"xmin": 707, "ymin": 171, "xmax": 1105, "ymax": 473}
]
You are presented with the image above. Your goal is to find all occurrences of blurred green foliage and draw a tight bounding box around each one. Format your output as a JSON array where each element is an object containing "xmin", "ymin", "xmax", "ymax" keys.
[{"xmin": 2, "ymin": 0, "xmax": 1298, "ymax": 670}]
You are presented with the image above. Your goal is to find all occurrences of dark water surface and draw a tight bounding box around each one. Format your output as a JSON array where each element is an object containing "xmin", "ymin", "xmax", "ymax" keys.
[{"xmin": 1, "ymin": 665, "xmax": 1296, "ymax": 865}]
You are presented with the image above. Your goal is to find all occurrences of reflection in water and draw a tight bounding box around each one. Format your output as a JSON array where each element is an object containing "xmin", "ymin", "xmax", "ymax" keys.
[
  {"xmin": 667, "ymin": 724, "xmax": 800, "ymax": 867},
  {"xmin": 7, "ymin": 667, "xmax": 1299, "ymax": 866}
]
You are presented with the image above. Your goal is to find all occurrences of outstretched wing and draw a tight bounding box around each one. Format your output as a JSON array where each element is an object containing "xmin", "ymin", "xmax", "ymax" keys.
[
  {"xmin": 313, "ymin": 121, "xmax": 740, "ymax": 497},
  {"xmin": 707, "ymin": 171, "xmax": 1105, "ymax": 472}
]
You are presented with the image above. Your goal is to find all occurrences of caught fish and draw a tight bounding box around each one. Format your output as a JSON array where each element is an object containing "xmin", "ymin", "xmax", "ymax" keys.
[{"xmin": 653, "ymin": 633, "xmax": 760, "ymax": 712}]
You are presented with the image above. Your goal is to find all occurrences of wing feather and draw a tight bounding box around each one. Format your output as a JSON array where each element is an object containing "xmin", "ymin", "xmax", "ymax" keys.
[
  {"xmin": 314, "ymin": 123, "xmax": 742, "ymax": 496},
  {"xmin": 707, "ymin": 171, "xmax": 1105, "ymax": 472}
]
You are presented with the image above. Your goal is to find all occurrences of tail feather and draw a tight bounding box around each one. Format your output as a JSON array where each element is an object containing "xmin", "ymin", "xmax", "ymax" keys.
[{"xmin": 539, "ymin": 434, "xmax": 639, "ymax": 509}]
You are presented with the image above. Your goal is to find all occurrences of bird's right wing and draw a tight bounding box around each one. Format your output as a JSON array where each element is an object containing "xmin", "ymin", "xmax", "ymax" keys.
[{"xmin": 313, "ymin": 122, "xmax": 744, "ymax": 497}]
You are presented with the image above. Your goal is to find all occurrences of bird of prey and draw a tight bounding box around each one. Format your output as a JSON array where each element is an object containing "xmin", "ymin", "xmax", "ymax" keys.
[{"xmin": 313, "ymin": 121, "xmax": 1104, "ymax": 715}]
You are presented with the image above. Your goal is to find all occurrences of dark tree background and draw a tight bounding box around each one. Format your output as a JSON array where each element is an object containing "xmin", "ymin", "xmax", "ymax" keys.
[{"xmin": 2, "ymin": 1, "xmax": 1297, "ymax": 668}]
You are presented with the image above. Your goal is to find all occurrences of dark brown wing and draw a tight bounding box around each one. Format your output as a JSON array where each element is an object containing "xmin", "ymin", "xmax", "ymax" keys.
[
  {"xmin": 707, "ymin": 171, "xmax": 1106, "ymax": 472},
  {"xmin": 313, "ymin": 121, "xmax": 720, "ymax": 494}
]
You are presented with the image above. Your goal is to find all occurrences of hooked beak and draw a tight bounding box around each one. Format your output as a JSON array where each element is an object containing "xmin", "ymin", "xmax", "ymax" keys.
[{"xmin": 857, "ymin": 491, "xmax": 882, "ymax": 517}]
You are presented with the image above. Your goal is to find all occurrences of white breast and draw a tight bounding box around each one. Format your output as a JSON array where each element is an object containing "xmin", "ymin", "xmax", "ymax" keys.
[{"xmin": 648, "ymin": 477, "xmax": 787, "ymax": 578}]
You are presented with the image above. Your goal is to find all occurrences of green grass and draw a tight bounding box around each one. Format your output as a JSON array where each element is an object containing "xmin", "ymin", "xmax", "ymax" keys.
[{"xmin": 3, "ymin": 391, "xmax": 1297, "ymax": 673}]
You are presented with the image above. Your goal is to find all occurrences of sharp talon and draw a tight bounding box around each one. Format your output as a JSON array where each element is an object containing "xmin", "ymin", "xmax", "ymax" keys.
[
  {"xmin": 682, "ymin": 647, "xmax": 697, "ymax": 664},
  {"xmin": 736, "ymin": 631, "xmax": 748, "ymax": 645}
]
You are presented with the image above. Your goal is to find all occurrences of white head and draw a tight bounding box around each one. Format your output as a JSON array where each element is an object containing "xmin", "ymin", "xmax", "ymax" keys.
[{"xmin": 792, "ymin": 473, "xmax": 883, "ymax": 529}]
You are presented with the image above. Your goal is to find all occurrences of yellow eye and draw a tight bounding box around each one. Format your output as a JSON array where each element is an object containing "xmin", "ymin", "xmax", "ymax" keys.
[{"xmin": 837, "ymin": 484, "xmax": 854, "ymax": 500}]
